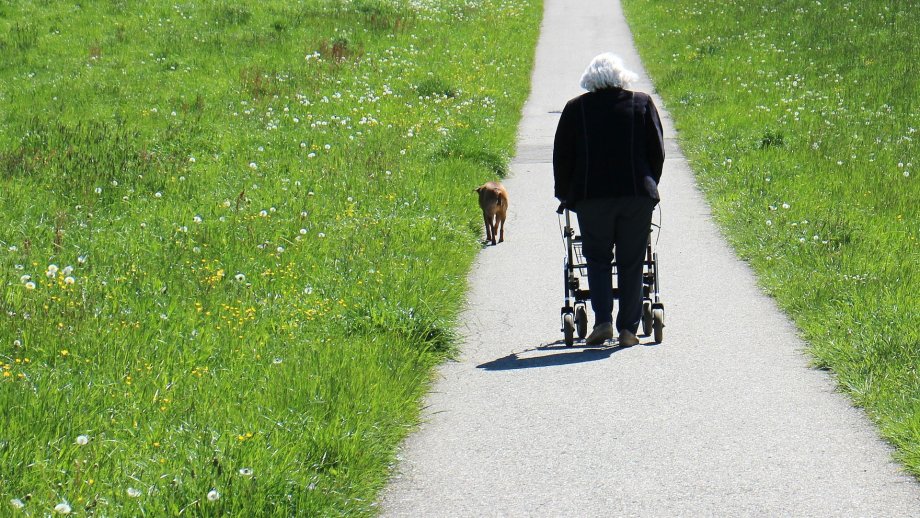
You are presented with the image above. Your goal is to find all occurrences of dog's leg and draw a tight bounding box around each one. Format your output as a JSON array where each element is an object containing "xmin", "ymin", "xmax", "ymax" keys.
[
  {"xmin": 498, "ymin": 214, "xmax": 505, "ymax": 243},
  {"xmin": 483, "ymin": 214, "xmax": 493, "ymax": 244}
]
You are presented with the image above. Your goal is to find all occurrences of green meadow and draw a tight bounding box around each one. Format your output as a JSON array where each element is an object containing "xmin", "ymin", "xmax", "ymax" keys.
[
  {"xmin": 0, "ymin": 0, "xmax": 541, "ymax": 515},
  {"xmin": 624, "ymin": 0, "xmax": 919, "ymax": 475}
]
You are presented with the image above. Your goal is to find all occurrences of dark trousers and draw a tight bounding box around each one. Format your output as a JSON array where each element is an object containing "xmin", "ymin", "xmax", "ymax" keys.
[{"xmin": 576, "ymin": 196, "xmax": 656, "ymax": 334}]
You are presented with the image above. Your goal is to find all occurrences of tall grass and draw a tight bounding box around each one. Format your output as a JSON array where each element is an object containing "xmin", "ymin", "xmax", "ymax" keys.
[
  {"xmin": 623, "ymin": 0, "xmax": 919, "ymax": 475},
  {"xmin": 0, "ymin": 0, "xmax": 542, "ymax": 514}
]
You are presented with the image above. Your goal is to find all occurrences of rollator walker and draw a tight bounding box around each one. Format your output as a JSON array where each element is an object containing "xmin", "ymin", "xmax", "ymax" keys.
[{"xmin": 557, "ymin": 204, "xmax": 665, "ymax": 346}]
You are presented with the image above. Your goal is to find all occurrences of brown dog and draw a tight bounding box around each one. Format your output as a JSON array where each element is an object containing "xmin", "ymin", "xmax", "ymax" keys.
[{"xmin": 475, "ymin": 181, "xmax": 508, "ymax": 245}]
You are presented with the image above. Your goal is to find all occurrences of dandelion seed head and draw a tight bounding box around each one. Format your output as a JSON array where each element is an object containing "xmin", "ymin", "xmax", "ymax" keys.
[
  {"xmin": 207, "ymin": 490, "xmax": 220, "ymax": 502},
  {"xmin": 25, "ymin": 282, "xmax": 36, "ymax": 290},
  {"xmin": 249, "ymin": 162, "xmax": 258, "ymax": 170},
  {"xmin": 53, "ymin": 502, "xmax": 71, "ymax": 514},
  {"xmin": 193, "ymin": 215, "xmax": 203, "ymax": 224},
  {"xmin": 10, "ymin": 498, "xmax": 25, "ymax": 509},
  {"xmin": 20, "ymin": 274, "xmax": 31, "ymax": 284},
  {"xmin": 239, "ymin": 468, "xmax": 254, "ymax": 477},
  {"xmin": 64, "ymin": 276, "xmax": 75, "ymax": 285},
  {"xmin": 276, "ymin": 246, "xmax": 285, "ymax": 253},
  {"xmin": 94, "ymin": 187, "xmax": 102, "ymax": 194},
  {"xmin": 126, "ymin": 487, "xmax": 141, "ymax": 498},
  {"xmin": 235, "ymin": 273, "xmax": 246, "ymax": 283},
  {"xmin": 155, "ymin": 192, "xmax": 163, "ymax": 198},
  {"xmin": 782, "ymin": 203, "xmax": 790, "ymax": 209}
]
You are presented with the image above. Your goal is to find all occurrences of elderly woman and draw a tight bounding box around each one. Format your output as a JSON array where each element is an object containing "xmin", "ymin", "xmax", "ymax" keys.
[{"xmin": 553, "ymin": 53, "xmax": 665, "ymax": 346}]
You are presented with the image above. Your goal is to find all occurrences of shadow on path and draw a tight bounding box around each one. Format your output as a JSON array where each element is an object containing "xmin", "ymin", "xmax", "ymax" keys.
[{"xmin": 477, "ymin": 341, "xmax": 630, "ymax": 370}]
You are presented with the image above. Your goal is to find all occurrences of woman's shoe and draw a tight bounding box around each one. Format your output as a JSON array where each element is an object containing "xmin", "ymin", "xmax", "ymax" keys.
[
  {"xmin": 585, "ymin": 322, "xmax": 614, "ymax": 346},
  {"xmin": 618, "ymin": 329, "xmax": 639, "ymax": 347}
]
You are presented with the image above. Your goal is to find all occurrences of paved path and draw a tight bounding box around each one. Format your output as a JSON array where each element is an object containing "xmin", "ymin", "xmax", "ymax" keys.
[{"xmin": 380, "ymin": 0, "xmax": 920, "ymax": 515}]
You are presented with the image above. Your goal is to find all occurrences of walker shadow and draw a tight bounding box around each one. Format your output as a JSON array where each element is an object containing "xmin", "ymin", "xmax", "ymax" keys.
[{"xmin": 476, "ymin": 340, "xmax": 629, "ymax": 371}]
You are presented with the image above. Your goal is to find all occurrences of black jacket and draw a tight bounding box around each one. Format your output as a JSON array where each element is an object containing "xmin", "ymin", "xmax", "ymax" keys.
[{"xmin": 553, "ymin": 88, "xmax": 664, "ymax": 207}]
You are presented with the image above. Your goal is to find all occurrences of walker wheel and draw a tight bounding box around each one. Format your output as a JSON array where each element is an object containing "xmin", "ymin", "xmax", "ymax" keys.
[
  {"xmin": 575, "ymin": 306, "xmax": 588, "ymax": 339},
  {"xmin": 652, "ymin": 308, "xmax": 665, "ymax": 344},
  {"xmin": 563, "ymin": 313, "xmax": 575, "ymax": 347},
  {"xmin": 642, "ymin": 301, "xmax": 653, "ymax": 336}
]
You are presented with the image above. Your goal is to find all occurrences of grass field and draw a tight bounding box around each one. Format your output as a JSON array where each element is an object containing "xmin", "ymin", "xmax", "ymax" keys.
[
  {"xmin": 623, "ymin": 0, "xmax": 919, "ymax": 476},
  {"xmin": 0, "ymin": 0, "xmax": 541, "ymax": 515}
]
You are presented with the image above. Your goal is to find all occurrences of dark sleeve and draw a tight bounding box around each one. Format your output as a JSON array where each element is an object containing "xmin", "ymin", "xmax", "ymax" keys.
[
  {"xmin": 553, "ymin": 100, "xmax": 577, "ymax": 201},
  {"xmin": 645, "ymin": 96, "xmax": 665, "ymax": 183}
]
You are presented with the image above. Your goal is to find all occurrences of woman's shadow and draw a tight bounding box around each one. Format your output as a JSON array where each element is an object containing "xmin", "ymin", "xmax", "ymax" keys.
[{"xmin": 476, "ymin": 340, "xmax": 634, "ymax": 371}]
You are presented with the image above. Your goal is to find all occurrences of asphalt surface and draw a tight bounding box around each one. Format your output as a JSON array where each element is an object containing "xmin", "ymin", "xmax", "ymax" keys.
[{"xmin": 379, "ymin": 0, "xmax": 920, "ymax": 515}]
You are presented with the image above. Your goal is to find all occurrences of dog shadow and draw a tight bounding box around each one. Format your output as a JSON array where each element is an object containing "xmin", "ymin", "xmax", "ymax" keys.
[{"xmin": 476, "ymin": 340, "xmax": 631, "ymax": 371}]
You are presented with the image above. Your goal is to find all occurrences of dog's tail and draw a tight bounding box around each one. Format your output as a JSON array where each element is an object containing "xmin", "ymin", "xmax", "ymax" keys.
[{"xmin": 494, "ymin": 189, "xmax": 507, "ymax": 208}]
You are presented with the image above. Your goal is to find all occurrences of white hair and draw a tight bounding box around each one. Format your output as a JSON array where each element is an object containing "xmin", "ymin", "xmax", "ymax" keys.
[{"xmin": 579, "ymin": 53, "xmax": 638, "ymax": 92}]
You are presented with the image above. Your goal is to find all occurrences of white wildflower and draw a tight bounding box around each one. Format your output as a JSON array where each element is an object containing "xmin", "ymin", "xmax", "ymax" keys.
[
  {"xmin": 207, "ymin": 490, "xmax": 220, "ymax": 502},
  {"xmin": 54, "ymin": 502, "xmax": 71, "ymax": 514},
  {"xmin": 126, "ymin": 487, "xmax": 141, "ymax": 498}
]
